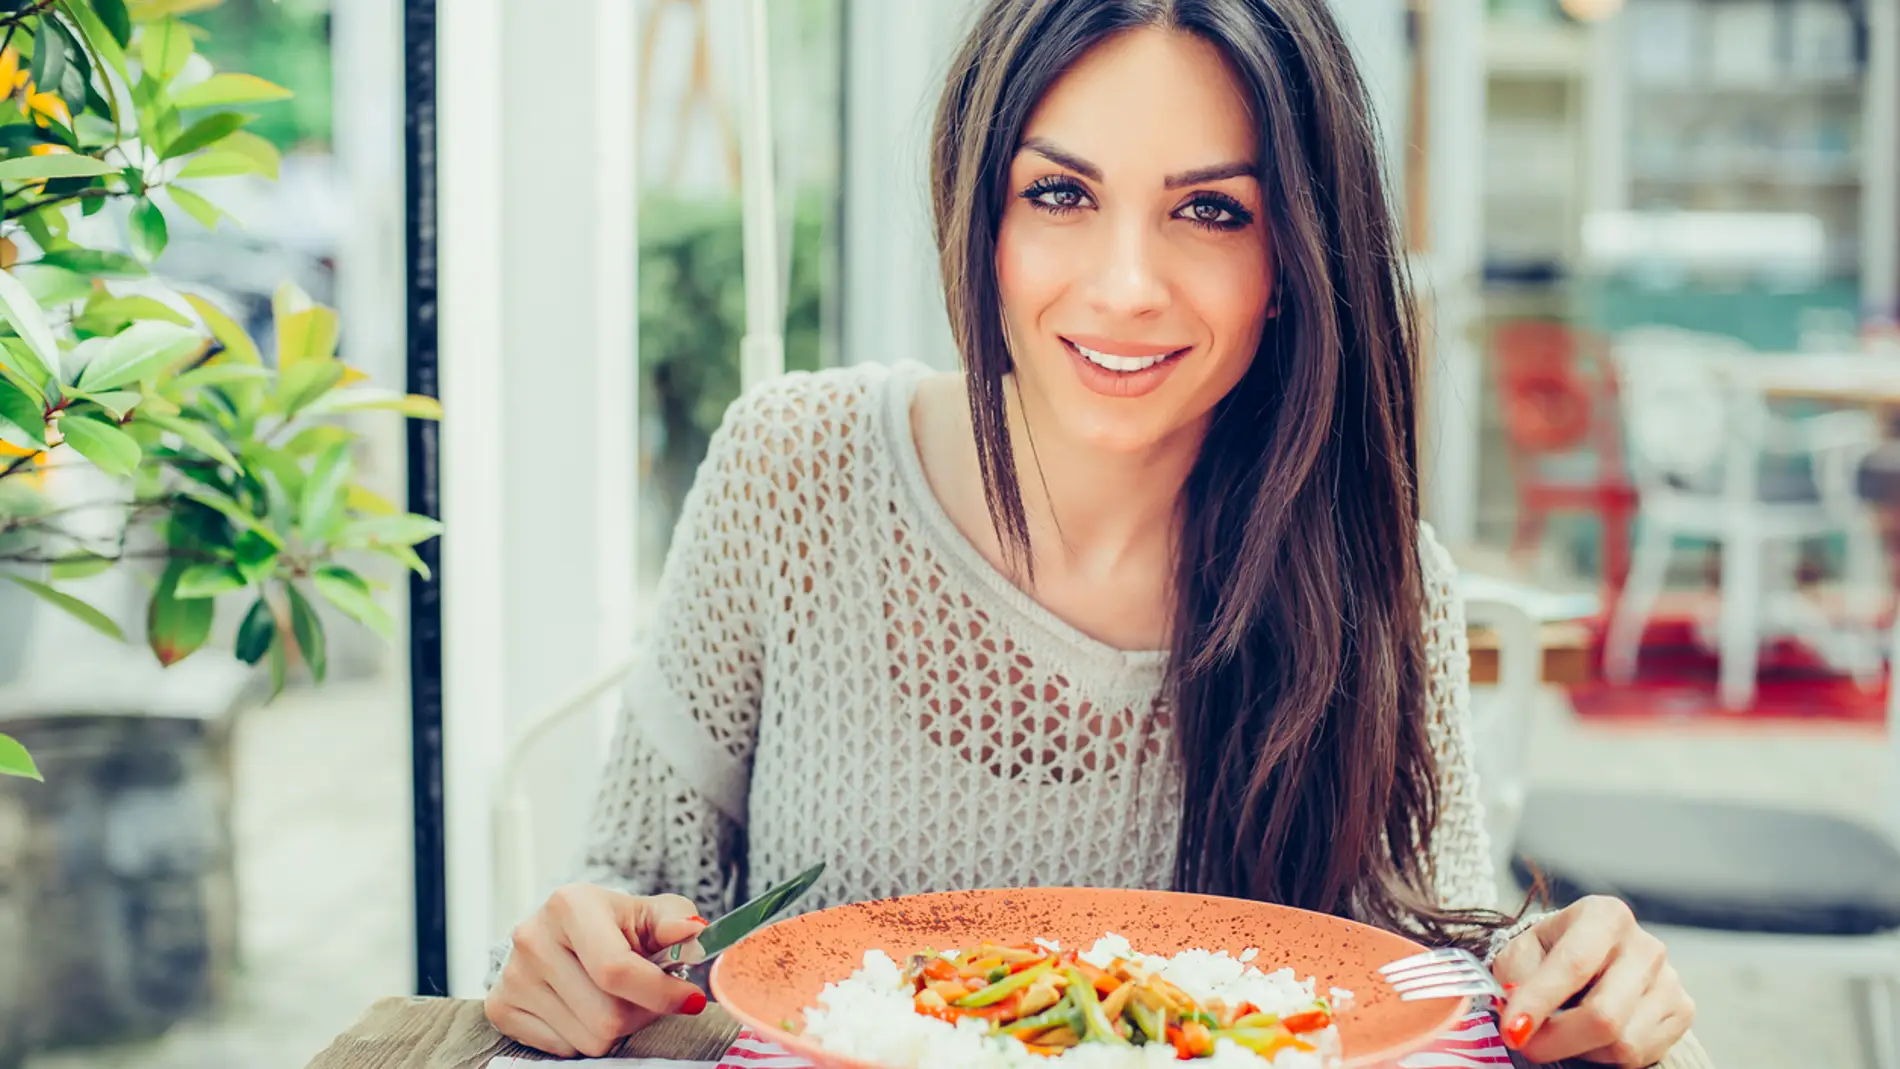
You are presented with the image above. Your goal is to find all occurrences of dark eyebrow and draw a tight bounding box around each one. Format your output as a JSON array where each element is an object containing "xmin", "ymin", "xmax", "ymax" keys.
[
  {"xmin": 1021, "ymin": 137, "xmax": 1100, "ymax": 181},
  {"xmin": 1018, "ymin": 138, "xmax": 1256, "ymax": 189},
  {"xmin": 1164, "ymin": 161, "xmax": 1256, "ymax": 188}
]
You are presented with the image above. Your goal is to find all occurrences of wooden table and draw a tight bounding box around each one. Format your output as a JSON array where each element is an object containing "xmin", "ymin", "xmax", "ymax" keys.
[
  {"xmin": 303, "ymin": 996, "xmax": 742, "ymax": 1069},
  {"xmin": 1468, "ymin": 620, "xmax": 1592, "ymax": 687}
]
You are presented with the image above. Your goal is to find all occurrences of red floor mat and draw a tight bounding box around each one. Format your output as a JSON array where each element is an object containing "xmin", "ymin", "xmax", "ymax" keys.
[{"xmin": 1567, "ymin": 614, "xmax": 1888, "ymax": 727}]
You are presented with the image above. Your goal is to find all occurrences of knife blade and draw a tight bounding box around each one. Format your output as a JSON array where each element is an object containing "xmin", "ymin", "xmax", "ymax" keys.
[{"xmin": 649, "ymin": 861, "xmax": 826, "ymax": 979}]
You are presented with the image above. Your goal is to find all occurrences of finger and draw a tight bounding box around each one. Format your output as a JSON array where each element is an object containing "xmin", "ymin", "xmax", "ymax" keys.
[
  {"xmin": 1489, "ymin": 928, "xmax": 1547, "ymax": 987},
  {"xmin": 1580, "ymin": 971, "xmax": 1695, "ymax": 1068},
  {"xmin": 561, "ymin": 918, "xmax": 706, "ymax": 1013},
  {"xmin": 484, "ymin": 994, "xmax": 579, "ymax": 1058},
  {"xmin": 539, "ymin": 944, "xmax": 651, "ymax": 1057},
  {"xmin": 1519, "ymin": 939, "xmax": 1660, "ymax": 1064},
  {"xmin": 517, "ymin": 980, "xmax": 612, "ymax": 1058},
  {"xmin": 1502, "ymin": 900, "xmax": 1633, "ymax": 1036},
  {"xmin": 620, "ymin": 892, "xmax": 706, "ymax": 953}
]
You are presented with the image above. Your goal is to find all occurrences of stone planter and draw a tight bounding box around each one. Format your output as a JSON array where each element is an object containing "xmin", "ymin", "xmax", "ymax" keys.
[{"xmin": 0, "ymin": 660, "xmax": 252, "ymax": 1064}]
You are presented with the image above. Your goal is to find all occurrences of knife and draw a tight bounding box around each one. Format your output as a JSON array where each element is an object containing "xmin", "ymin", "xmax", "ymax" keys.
[{"xmin": 649, "ymin": 862, "xmax": 826, "ymax": 980}]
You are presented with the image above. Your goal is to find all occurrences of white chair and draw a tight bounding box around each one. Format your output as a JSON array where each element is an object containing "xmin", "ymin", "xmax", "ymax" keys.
[
  {"xmin": 1603, "ymin": 326, "xmax": 1887, "ymax": 709},
  {"xmin": 1462, "ymin": 595, "xmax": 1543, "ymax": 875},
  {"xmin": 491, "ymin": 656, "xmax": 638, "ymax": 928}
]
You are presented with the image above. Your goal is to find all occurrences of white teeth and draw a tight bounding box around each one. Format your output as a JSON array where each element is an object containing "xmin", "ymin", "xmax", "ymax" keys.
[{"xmin": 1073, "ymin": 343, "xmax": 1171, "ymax": 372}]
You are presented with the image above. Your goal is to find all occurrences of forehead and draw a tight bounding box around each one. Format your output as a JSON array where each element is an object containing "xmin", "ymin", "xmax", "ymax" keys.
[{"xmin": 1020, "ymin": 27, "xmax": 1257, "ymax": 175}]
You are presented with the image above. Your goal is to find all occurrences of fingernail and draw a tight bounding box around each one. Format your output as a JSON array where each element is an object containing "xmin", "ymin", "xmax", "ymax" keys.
[
  {"xmin": 1502, "ymin": 982, "xmax": 1517, "ymax": 993},
  {"xmin": 688, "ymin": 915, "xmax": 709, "ymax": 926},
  {"xmin": 1503, "ymin": 1014, "xmax": 1534, "ymax": 1050},
  {"xmin": 681, "ymin": 991, "xmax": 708, "ymax": 1016}
]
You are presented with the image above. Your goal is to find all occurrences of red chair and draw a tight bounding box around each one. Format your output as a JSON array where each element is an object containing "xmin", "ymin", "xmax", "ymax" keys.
[{"xmin": 1490, "ymin": 320, "xmax": 1638, "ymax": 597}]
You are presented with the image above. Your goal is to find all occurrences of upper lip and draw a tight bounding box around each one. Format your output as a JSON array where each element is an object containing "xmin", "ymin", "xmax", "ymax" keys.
[{"xmin": 1062, "ymin": 335, "xmax": 1188, "ymax": 359}]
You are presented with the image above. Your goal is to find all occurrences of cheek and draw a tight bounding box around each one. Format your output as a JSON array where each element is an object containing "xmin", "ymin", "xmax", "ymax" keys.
[
  {"xmin": 1187, "ymin": 243, "xmax": 1273, "ymax": 377},
  {"xmin": 995, "ymin": 209, "xmax": 1072, "ymax": 342}
]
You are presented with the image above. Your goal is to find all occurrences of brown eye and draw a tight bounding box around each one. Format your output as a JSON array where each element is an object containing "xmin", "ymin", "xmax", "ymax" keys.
[{"xmin": 1020, "ymin": 176, "xmax": 1093, "ymax": 215}]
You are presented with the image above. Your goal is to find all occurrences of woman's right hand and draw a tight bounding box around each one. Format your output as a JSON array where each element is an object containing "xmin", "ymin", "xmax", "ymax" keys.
[{"xmin": 484, "ymin": 884, "xmax": 711, "ymax": 1057}]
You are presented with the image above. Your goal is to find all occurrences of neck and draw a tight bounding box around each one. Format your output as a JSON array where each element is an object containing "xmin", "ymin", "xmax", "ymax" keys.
[{"xmin": 1000, "ymin": 376, "xmax": 1203, "ymax": 577}]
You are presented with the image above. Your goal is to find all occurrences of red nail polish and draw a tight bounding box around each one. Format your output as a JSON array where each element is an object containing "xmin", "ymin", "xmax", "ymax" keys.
[
  {"xmin": 688, "ymin": 915, "xmax": 709, "ymax": 925},
  {"xmin": 1503, "ymin": 1014, "xmax": 1534, "ymax": 1050},
  {"xmin": 681, "ymin": 991, "xmax": 708, "ymax": 1016}
]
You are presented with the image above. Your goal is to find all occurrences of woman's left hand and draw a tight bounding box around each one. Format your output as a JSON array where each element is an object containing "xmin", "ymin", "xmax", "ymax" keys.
[{"xmin": 1491, "ymin": 896, "xmax": 1695, "ymax": 1067}]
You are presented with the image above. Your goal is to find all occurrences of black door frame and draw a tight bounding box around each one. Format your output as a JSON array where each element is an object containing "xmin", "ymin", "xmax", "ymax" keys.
[{"xmin": 402, "ymin": 0, "xmax": 449, "ymax": 998}]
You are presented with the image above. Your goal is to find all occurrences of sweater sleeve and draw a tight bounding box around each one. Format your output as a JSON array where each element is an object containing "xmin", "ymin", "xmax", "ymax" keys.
[
  {"xmin": 489, "ymin": 388, "xmax": 784, "ymax": 985},
  {"xmin": 1417, "ymin": 523, "xmax": 1503, "ymax": 915}
]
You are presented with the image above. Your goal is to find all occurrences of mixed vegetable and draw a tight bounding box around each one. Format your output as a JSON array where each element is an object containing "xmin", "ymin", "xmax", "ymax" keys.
[{"xmin": 901, "ymin": 943, "xmax": 1335, "ymax": 1061}]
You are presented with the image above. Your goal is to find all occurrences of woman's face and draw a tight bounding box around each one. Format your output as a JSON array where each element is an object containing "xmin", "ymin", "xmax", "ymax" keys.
[{"xmin": 996, "ymin": 27, "xmax": 1273, "ymax": 456}]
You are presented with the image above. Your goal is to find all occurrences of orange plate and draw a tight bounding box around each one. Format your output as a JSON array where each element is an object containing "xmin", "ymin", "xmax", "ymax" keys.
[{"xmin": 711, "ymin": 887, "xmax": 1467, "ymax": 1069}]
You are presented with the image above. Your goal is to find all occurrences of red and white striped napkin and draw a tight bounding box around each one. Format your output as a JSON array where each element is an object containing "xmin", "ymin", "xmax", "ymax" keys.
[
  {"xmin": 489, "ymin": 1012, "xmax": 1511, "ymax": 1069},
  {"xmin": 710, "ymin": 1013, "xmax": 1512, "ymax": 1069}
]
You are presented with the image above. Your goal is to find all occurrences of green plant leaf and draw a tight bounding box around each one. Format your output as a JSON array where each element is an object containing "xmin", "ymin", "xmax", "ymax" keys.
[
  {"xmin": 305, "ymin": 388, "xmax": 443, "ymax": 420},
  {"xmin": 91, "ymin": 0, "xmax": 135, "ymax": 48},
  {"xmin": 173, "ymin": 125, "xmax": 280, "ymax": 180},
  {"xmin": 233, "ymin": 595, "xmax": 273, "ymax": 664},
  {"xmin": 129, "ymin": 196, "xmax": 169, "ymax": 261},
  {"xmin": 312, "ymin": 565, "xmax": 392, "ymax": 639},
  {"xmin": 0, "ymin": 377, "xmax": 46, "ymax": 449},
  {"xmin": 164, "ymin": 184, "xmax": 222, "ymax": 230},
  {"xmin": 271, "ymin": 358, "xmax": 343, "ymax": 417},
  {"xmin": 32, "ymin": 17, "xmax": 76, "ymax": 103},
  {"xmin": 0, "ymin": 733, "xmax": 42, "ymax": 781},
  {"xmin": 79, "ymin": 320, "xmax": 204, "ymax": 391},
  {"xmin": 0, "ymin": 154, "xmax": 118, "ymax": 181},
  {"xmin": 71, "ymin": 387, "xmax": 140, "ymax": 420},
  {"xmin": 338, "ymin": 513, "xmax": 443, "ymax": 549},
  {"xmin": 345, "ymin": 482, "xmax": 397, "ymax": 515},
  {"xmin": 232, "ymin": 528, "xmax": 276, "ymax": 584},
  {"xmin": 378, "ymin": 543, "xmax": 431, "ymax": 581},
  {"xmin": 171, "ymin": 73, "xmax": 289, "ymax": 109},
  {"xmin": 4, "ymin": 572, "xmax": 125, "ymax": 641},
  {"xmin": 168, "ymin": 362, "xmax": 265, "ymax": 394},
  {"xmin": 299, "ymin": 441, "xmax": 351, "ymax": 542},
  {"xmin": 282, "ymin": 424, "xmax": 353, "ymax": 457},
  {"xmin": 58, "ymin": 413, "xmax": 141, "ymax": 476},
  {"xmin": 50, "ymin": 552, "xmax": 116, "ymax": 580},
  {"xmin": 139, "ymin": 17, "xmax": 192, "ymax": 83},
  {"xmin": 147, "ymin": 560, "xmax": 212, "ymax": 665},
  {"xmin": 161, "ymin": 111, "xmax": 247, "ymax": 160},
  {"xmin": 176, "ymin": 484, "xmax": 284, "ymax": 550},
  {"xmin": 174, "ymin": 561, "xmax": 244, "ymax": 599},
  {"xmin": 0, "ymin": 353, "xmax": 49, "ymax": 406},
  {"xmin": 13, "ymin": 265, "xmax": 95, "ymax": 309},
  {"xmin": 36, "ymin": 248, "xmax": 146, "ymax": 278},
  {"xmin": 285, "ymin": 581, "xmax": 324, "ymax": 683},
  {"xmin": 266, "ymin": 617, "xmax": 286, "ymax": 696},
  {"xmin": 84, "ymin": 294, "xmax": 194, "ymax": 329},
  {"xmin": 0, "ymin": 265, "xmax": 61, "ymax": 386},
  {"xmin": 137, "ymin": 410, "xmax": 238, "ymax": 469},
  {"xmin": 181, "ymin": 293, "xmax": 258, "ymax": 364},
  {"xmin": 275, "ymin": 306, "xmax": 339, "ymax": 369}
]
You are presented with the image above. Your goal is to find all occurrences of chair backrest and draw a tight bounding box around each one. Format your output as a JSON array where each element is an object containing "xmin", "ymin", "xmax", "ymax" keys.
[
  {"xmin": 1463, "ymin": 596, "xmax": 1542, "ymax": 875},
  {"xmin": 1609, "ymin": 327, "xmax": 1755, "ymax": 495},
  {"xmin": 492, "ymin": 656, "xmax": 637, "ymax": 928},
  {"xmin": 1490, "ymin": 320, "xmax": 1599, "ymax": 457}
]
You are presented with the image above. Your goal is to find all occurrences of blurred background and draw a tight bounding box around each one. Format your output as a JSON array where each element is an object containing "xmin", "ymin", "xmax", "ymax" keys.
[{"xmin": 1, "ymin": 0, "xmax": 1897, "ymax": 1067}]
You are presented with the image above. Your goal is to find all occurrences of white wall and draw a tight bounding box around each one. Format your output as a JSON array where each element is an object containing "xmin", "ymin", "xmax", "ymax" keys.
[{"xmin": 437, "ymin": 0, "xmax": 638, "ymax": 997}]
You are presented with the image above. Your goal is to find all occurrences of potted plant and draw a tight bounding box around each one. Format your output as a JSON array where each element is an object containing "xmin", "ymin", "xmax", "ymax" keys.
[{"xmin": 0, "ymin": 0, "xmax": 437, "ymax": 1058}]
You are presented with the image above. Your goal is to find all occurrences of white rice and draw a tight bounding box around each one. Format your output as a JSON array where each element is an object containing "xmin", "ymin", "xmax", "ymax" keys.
[{"xmin": 801, "ymin": 934, "xmax": 1345, "ymax": 1069}]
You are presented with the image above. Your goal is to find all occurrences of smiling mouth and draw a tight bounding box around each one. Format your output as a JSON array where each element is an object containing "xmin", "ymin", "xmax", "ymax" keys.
[{"xmin": 1062, "ymin": 338, "xmax": 1189, "ymax": 373}]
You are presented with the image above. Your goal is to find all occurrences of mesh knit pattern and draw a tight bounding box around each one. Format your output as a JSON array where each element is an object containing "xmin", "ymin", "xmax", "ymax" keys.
[{"xmin": 564, "ymin": 361, "xmax": 1502, "ymax": 926}]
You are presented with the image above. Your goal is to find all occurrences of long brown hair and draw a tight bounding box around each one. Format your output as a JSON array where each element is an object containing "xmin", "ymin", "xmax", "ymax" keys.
[{"xmin": 930, "ymin": 0, "xmax": 1515, "ymax": 949}]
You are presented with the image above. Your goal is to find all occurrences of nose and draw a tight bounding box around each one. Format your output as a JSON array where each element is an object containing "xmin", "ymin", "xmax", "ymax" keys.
[{"xmin": 1083, "ymin": 213, "xmax": 1169, "ymax": 320}]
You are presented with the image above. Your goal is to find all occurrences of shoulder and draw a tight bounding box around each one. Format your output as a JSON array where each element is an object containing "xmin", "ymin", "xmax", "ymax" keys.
[
  {"xmin": 703, "ymin": 363, "xmax": 914, "ymax": 482},
  {"xmin": 1416, "ymin": 520, "xmax": 1457, "ymax": 590}
]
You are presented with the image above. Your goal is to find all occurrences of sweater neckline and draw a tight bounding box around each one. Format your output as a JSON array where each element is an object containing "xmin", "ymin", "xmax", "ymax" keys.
[{"xmin": 877, "ymin": 361, "xmax": 1171, "ymax": 679}]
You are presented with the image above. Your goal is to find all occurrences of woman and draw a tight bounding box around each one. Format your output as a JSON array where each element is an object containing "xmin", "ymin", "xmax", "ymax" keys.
[{"xmin": 486, "ymin": 2, "xmax": 1701, "ymax": 1066}]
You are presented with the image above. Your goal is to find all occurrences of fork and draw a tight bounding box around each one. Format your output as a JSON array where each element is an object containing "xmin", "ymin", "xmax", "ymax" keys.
[{"xmin": 1377, "ymin": 946, "xmax": 1509, "ymax": 1005}]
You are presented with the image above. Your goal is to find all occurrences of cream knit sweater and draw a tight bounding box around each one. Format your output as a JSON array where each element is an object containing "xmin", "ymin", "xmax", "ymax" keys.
[{"xmin": 522, "ymin": 361, "xmax": 1712, "ymax": 1069}]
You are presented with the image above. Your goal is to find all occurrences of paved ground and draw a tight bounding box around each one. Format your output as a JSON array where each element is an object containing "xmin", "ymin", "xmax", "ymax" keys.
[{"xmin": 18, "ymin": 668, "xmax": 1893, "ymax": 1069}]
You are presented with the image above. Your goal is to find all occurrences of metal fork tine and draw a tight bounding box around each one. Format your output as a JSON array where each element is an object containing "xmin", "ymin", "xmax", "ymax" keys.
[
  {"xmin": 1385, "ymin": 960, "xmax": 1487, "ymax": 986},
  {"xmin": 1376, "ymin": 947, "xmax": 1466, "ymax": 974},
  {"xmin": 1397, "ymin": 981, "xmax": 1503, "ymax": 1002}
]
